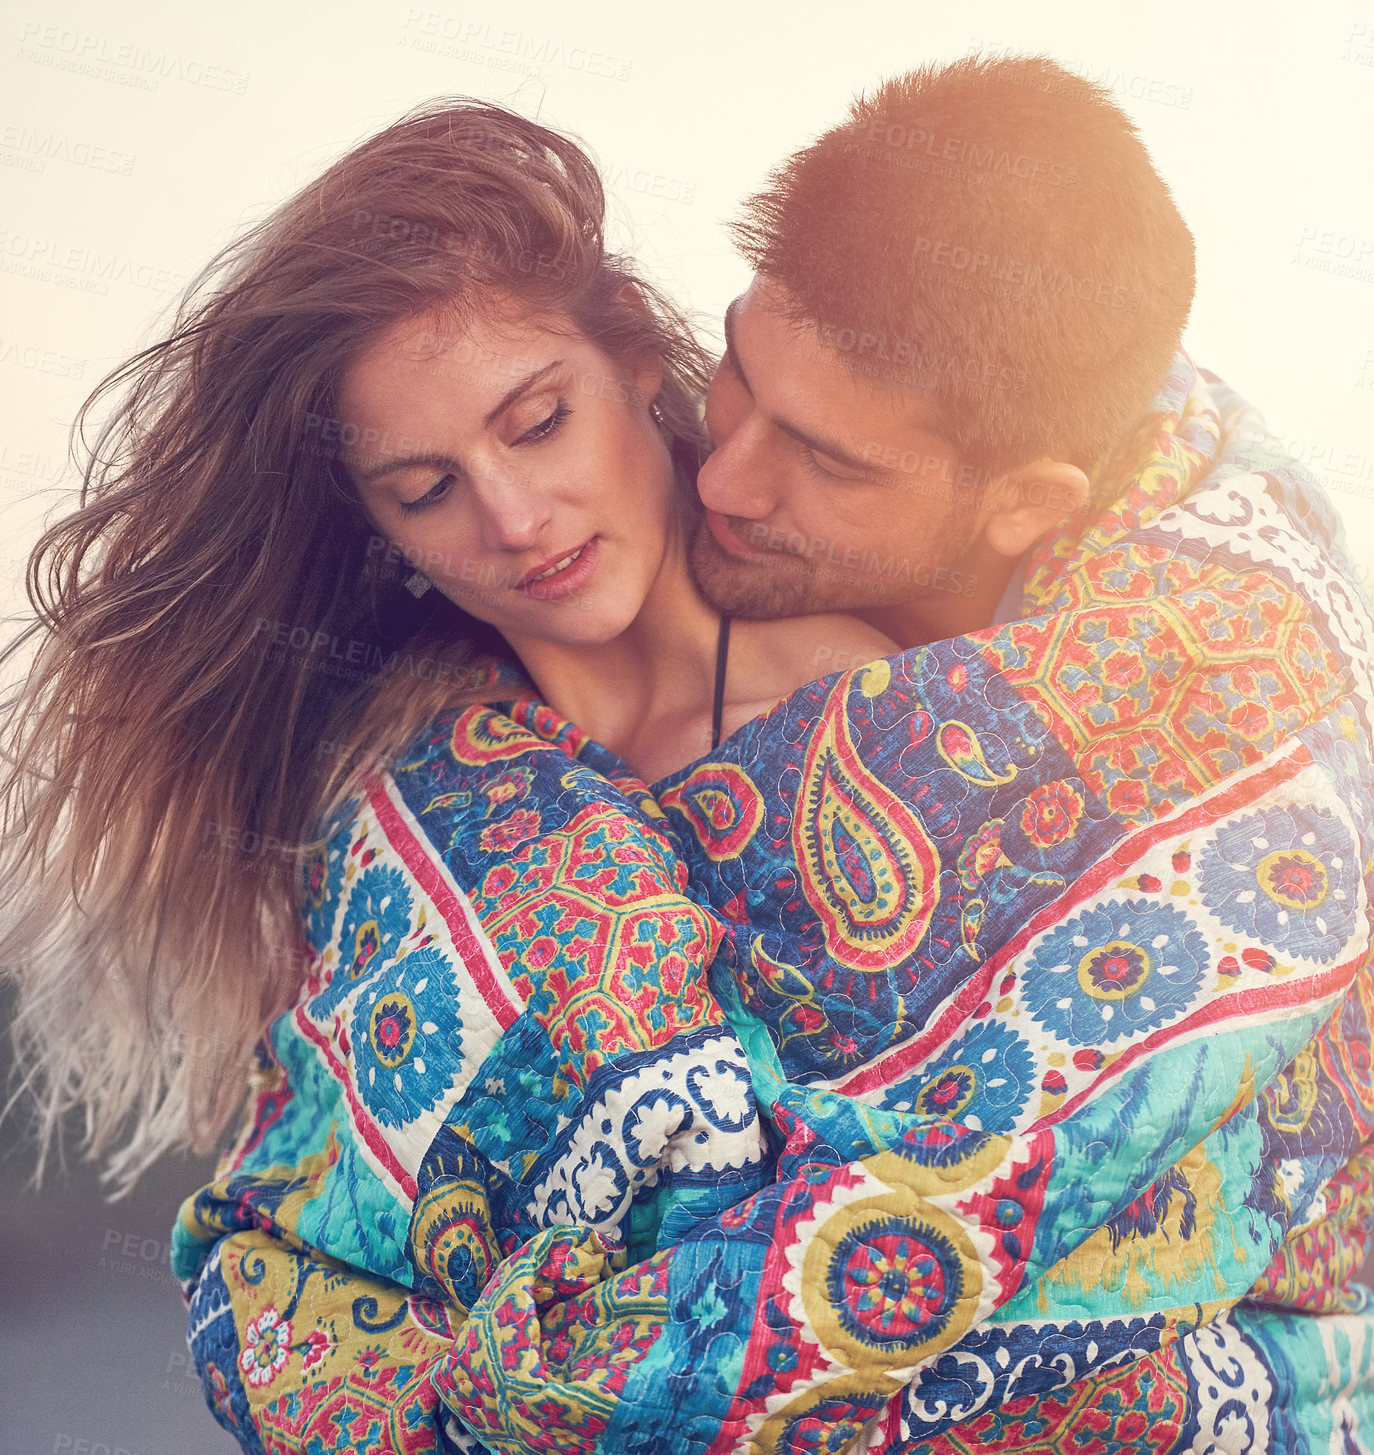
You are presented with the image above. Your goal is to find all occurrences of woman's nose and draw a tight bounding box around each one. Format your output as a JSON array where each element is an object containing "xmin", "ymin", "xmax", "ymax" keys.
[{"xmin": 470, "ymin": 464, "xmax": 549, "ymax": 551}]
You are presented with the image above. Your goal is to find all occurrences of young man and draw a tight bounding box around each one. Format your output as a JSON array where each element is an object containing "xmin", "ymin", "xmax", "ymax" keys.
[
  {"xmin": 688, "ymin": 54, "xmax": 1192, "ymax": 649},
  {"xmin": 178, "ymin": 58, "xmax": 1374, "ymax": 1455}
]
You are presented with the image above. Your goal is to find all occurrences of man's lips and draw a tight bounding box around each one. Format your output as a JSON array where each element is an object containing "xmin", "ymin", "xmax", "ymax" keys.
[
  {"xmin": 516, "ymin": 537, "xmax": 599, "ymax": 599},
  {"xmin": 704, "ymin": 510, "xmax": 777, "ymax": 561}
]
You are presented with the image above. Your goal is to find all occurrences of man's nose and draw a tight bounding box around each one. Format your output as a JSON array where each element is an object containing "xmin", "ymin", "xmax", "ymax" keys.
[{"xmin": 697, "ymin": 414, "xmax": 778, "ymax": 521}]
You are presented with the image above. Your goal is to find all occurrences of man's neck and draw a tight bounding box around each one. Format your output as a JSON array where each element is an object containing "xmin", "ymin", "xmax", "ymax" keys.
[{"xmin": 856, "ymin": 544, "xmax": 1026, "ymax": 650}]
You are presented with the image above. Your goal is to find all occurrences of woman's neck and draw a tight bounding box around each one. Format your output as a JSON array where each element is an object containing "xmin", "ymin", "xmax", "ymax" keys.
[{"xmin": 503, "ymin": 527, "xmax": 724, "ymax": 781}]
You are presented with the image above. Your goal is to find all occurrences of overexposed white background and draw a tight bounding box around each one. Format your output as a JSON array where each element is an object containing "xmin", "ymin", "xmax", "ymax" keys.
[{"xmin": 1, "ymin": 3, "xmax": 1372, "ymax": 1452}]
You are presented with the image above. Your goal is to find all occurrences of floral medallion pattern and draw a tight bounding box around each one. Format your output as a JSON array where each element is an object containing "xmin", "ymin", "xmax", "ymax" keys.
[
  {"xmin": 238, "ymin": 1307, "xmax": 292, "ymax": 1388},
  {"xmin": 1020, "ymin": 780, "xmax": 1084, "ymax": 848},
  {"xmin": 349, "ymin": 943, "xmax": 463, "ymax": 1130},
  {"xmin": 1023, "ymin": 898, "xmax": 1210, "ymax": 1045},
  {"xmin": 1198, "ymin": 804, "xmax": 1358, "ymax": 962},
  {"xmin": 311, "ymin": 862, "xmax": 416, "ymax": 1019},
  {"xmin": 881, "ymin": 1020, "xmax": 1036, "ymax": 1134}
]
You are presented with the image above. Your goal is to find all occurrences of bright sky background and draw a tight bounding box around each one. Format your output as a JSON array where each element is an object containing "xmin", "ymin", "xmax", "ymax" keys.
[{"xmin": 3, "ymin": 0, "xmax": 1372, "ymax": 616}]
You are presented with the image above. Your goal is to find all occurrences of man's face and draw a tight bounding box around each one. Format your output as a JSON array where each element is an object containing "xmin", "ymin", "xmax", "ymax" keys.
[{"xmin": 690, "ymin": 275, "xmax": 991, "ymax": 622}]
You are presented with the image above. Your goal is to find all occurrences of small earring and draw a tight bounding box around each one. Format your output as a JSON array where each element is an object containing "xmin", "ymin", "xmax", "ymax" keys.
[{"xmin": 404, "ymin": 570, "xmax": 432, "ymax": 599}]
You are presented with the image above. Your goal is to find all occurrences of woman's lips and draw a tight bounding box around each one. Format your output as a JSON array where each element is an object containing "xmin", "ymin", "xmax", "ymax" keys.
[{"xmin": 518, "ymin": 536, "xmax": 599, "ymax": 600}]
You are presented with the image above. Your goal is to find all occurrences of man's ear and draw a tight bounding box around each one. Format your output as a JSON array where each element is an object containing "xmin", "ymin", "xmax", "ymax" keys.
[{"xmin": 980, "ymin": 460, "xmax": 1091, "ymax": 558}]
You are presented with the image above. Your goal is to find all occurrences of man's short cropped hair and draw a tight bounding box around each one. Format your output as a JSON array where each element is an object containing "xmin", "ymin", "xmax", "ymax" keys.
[{"xmin": 731, "ymin": 54, "xmax": 1196, "ymax": 476}]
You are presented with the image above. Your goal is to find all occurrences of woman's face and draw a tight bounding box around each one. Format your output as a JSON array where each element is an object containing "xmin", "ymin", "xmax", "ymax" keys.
[{"xmin": 338, "ymin": 303, "xmax": 673, "ymax": 649}]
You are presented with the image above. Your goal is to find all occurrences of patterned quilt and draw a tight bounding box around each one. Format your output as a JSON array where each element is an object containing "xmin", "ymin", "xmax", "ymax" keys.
[{"xmin": 173, "ymin": 354, "xmax": 1374, "ymax": 1453}]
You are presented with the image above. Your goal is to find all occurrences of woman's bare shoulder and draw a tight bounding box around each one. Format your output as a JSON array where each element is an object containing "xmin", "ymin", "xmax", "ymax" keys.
[{"xmin": 733, "ymin": 613, "xmax": 899, "ymax": 694}]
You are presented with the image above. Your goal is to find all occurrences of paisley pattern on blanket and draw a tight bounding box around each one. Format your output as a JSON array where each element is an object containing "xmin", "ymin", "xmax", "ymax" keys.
[{"xmin": 174, "ymin": 357, "xmax": 1374, "ymax": 1455}]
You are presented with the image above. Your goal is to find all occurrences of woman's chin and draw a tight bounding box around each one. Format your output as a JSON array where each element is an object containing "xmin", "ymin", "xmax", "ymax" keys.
[
  {"xmin": 546, "ymin": 608, "xmax": 642, "ymax": 649},
  {"xmin": 500, "ymin": 595, "xmax": 645, "ymax": 653}
]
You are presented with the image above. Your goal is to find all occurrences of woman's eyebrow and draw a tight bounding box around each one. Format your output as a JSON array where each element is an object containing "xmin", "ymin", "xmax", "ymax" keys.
[{"xmin": 357, "ymin": 360, "xmax": 567, "ymax": 486}]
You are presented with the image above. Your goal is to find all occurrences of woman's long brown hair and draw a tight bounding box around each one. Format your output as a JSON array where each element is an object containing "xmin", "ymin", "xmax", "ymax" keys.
[{"xmin": 0, "ymin": 98, "xmax": 710, "ymax": 1189}]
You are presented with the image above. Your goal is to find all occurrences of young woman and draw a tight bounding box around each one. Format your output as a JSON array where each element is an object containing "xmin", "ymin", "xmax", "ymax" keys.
[{"xmin": 0, "ymin": 99, "xmax": 890, "ymax": 1189}]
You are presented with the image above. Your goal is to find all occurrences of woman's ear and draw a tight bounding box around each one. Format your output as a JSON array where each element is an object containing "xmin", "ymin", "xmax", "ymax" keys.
[
  {"xmin": 980, "ymin": 460, "xmax": 1091, "ymax": 558},
  {"xmin": 608, "ymin": 282, "xmax": 666, "ymax": 412},
  {"xmin": 631, "ymin": 350, "xmax": 665, "ymax": 412}
]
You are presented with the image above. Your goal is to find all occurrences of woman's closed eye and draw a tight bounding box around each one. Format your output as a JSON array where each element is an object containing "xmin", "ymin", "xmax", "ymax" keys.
[
  {"xmin": 397, "ymin": 473, "xmax": 458, "ymax": 516},
  {"xmin": 512, "ymin": 399, "xmax": 571, "ymax": 446},
  {"xmin": 395, "ymin": 402, "xmax": 573, "ymax": 514},
  {"xmin": 395, "ymin": 403, "xmax": 572, "ymax": 514}
]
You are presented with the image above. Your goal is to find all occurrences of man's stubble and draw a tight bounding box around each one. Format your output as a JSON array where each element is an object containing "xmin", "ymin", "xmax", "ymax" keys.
[{"xmin": 686, "ymin": 511, "xmax": 970, "ymax": 623}]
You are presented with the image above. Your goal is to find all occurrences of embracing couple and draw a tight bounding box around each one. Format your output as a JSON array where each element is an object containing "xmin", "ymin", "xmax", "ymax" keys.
[{"xmin": 8, "ymin": 53, "xmax": 1374, "ymax": 1455}]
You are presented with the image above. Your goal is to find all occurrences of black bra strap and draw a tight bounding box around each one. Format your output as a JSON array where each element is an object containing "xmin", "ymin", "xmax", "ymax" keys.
[{"xmin": 710, "ymin": 614, "xmax": 731, "ymax": 750}]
